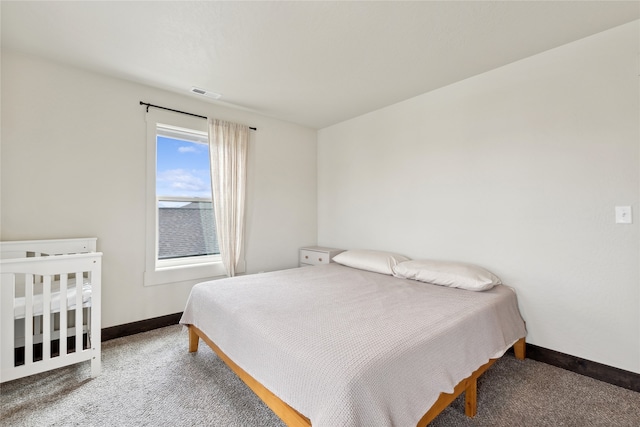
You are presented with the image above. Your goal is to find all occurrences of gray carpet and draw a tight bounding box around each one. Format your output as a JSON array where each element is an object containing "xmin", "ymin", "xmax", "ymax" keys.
[{"xmin": 1, "ymin": 325, "xmax": 638, "ymax": 426}]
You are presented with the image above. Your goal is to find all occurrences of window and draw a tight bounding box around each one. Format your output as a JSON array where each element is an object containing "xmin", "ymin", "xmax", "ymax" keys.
[
  {"xmin": 156, "ymin": 125, "xmax": 219, "ymax": 262},
  {"xmin": 145, "ymin": 111, "xmax": 226, "ymax": 286}
]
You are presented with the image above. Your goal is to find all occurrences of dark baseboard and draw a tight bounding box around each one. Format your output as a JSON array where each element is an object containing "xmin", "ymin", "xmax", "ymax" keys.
[
  {"xmin": 102, "ymin": 316, "xmax": 640, "ymax": 393},
  {"xmin": 525, "ymin": 343, "xmax": 640, "ymax": 393},
  {"xmin": 101, "ymin": 312, "xmax": 182, "ymax": 342}
]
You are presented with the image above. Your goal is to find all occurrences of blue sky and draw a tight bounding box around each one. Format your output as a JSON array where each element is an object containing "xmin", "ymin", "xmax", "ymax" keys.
[{"xmin": 156, "ymin": 136, "xmax": 212, "ymax": 199}]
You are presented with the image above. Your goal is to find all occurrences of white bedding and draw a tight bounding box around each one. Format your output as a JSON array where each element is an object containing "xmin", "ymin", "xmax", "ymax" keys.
[
  {"xmin": 180, "ymin": 263, "xmax": 526, "ymax": 427},
  {"xmin": 13, "ymin": 278, "xmax": 92, "ymax": 319}
]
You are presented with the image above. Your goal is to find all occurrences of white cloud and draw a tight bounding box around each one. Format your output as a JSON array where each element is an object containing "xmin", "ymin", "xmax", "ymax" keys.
[
  {"xmin": 178, "ymin": 146, "xmax": 197, "ymax": 153},
  {"xmin": 157, "ymin": 169, "xmax": 211, "ymax": 198}
]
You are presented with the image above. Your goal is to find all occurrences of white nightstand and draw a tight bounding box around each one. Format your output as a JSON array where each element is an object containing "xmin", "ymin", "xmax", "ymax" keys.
[{"xmin": 299, "ymin": 246, "xmax": 344, "ymax": 267}]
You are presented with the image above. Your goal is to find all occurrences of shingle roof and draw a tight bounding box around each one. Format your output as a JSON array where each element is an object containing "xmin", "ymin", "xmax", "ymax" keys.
[{"xmin": 158, "ymin": 202, "xmax": 219, "ymax": 259}]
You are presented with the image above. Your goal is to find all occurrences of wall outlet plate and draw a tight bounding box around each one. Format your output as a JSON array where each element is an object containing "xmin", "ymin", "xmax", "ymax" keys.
[{"xmin": 615, "ymin": 206, "xmax": 632, "ymax": 224}]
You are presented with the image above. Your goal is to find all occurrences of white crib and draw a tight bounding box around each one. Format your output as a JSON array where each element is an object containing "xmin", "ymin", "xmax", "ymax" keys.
[{"xmin": 0, "ymin": 238, "xmax": 102, "ymax": 383}]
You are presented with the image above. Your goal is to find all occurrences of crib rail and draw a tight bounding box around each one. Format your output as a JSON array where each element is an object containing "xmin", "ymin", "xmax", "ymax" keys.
[
  {"xmin": 0, "ymin": 251, "xmax": 102, "ymax": 383},
  {"xmin": 0, "ymin": 237, "xmax": 97, "ymax": 259}
]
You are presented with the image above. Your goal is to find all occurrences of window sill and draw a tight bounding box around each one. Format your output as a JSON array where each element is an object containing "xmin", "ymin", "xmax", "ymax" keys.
[
  {"xmin": 156, "ymin": 254, "xmax": 221, "ymax": 269},
  {"xmin": 144, "ymin": 260, "xmax": 227, "ymax": 287}
]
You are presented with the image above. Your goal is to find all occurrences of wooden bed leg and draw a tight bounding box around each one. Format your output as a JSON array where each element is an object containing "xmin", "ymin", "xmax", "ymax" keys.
[
  {"xmin": 514, "ymin": 337, "xmax": 526, "ymax": 360},
  {"xmin": 188, "ymin": 325, "xmax": 199, "ymax": 352},
  {"xmin": 464, "ymin": 378, "xmax": 477, "ymax": 418}
]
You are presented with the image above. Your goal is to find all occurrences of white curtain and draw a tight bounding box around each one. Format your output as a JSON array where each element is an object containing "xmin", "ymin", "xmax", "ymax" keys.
[{"xmin": 208, "ymin": 118, "xmax": 249, "ymax": 277}]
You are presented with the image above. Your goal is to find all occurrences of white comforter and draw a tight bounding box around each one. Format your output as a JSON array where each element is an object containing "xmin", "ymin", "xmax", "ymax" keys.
[{"xmin": 180, "ymin": 263, "xmax": 526, "ymax": 427}]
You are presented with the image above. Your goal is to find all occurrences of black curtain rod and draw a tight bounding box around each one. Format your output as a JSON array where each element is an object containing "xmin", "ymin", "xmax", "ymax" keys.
[{"xmin": 140, "ymin": 101, "xmax": 257, "ymax": 131}]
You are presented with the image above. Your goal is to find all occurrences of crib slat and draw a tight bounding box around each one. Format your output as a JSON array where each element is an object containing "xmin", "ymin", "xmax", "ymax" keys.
[
  {"xmin": 75, "ymin": 271, "xmax": 82, "ymax": 353},
  {"xmin": 42, "ymin": 275, "xmax": 51, "ymax": 361},
  {"xmin": 25, "ymin": 274, "xmax": 34, "ymax": 366},
  {"xmin": 59, "ymin": 273, "xmax": 68, "ymax": 356}
]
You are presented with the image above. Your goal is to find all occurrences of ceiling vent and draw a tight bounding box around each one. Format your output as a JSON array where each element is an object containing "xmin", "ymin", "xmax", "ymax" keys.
[{"xmin": 190, "ymin": 87, "xmax": 222, "ymax": 99}]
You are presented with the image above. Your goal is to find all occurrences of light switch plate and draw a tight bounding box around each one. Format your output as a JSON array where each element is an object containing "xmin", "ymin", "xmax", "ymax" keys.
[{"xmin": 615, "ymin": 206, "xmax": 632, "ymax": 224}]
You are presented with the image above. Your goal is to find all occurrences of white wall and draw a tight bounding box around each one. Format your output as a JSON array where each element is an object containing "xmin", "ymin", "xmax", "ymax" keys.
[
  {"xmin": 1, "ymin": 50, "xmax": 317, "ymax": 328},
  {"xmin": 318, "ymin": 21, "xmax": 639, "ymax": 373}
]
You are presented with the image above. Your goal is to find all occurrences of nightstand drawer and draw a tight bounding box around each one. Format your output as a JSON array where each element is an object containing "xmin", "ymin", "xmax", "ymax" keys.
[
  {"xmin": 300, "ymin": 249, "xmax": 329, "ymax": 265},
  {"xmin": 299, "ymin": 246, "xmax": 344, "ymax": 267}
]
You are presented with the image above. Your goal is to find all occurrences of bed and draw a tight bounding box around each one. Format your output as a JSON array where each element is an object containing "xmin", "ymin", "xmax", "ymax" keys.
[
  {"xmin": 0, "ymin": 238, "xmax": 102, "ymax": 383},
  {"xmin": 180, "ymin": 252, "xmax": 526, "ymax": 426}
]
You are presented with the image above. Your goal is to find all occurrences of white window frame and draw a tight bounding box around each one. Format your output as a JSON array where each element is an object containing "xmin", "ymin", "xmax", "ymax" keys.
[{"xmin": 144, "ymin": 110, "xmax": 226, "ymax": 287}]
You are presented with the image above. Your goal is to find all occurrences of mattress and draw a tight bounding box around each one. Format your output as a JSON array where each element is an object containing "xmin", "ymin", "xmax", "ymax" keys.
[
  {"xmin": 13, "ymin": 278, "xmax": 92, "ymax": 319},
  {"xmin": 180, "ymin": 263, "xmax": 526, "ymax": 427}
]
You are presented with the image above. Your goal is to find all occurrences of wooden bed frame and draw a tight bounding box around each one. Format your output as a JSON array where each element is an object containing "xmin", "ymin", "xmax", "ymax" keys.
[{"xmin": 188, "ymin": 324, "xmax": 526, "ymax": 426}]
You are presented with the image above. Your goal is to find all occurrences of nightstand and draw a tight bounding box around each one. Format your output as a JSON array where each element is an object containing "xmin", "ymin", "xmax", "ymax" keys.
[{"xmin": 299, "ymin": 246, "xmax": 344, "ymax": 267}]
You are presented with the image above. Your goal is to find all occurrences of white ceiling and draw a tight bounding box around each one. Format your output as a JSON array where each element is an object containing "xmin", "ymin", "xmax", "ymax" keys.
[{"xmin": 2, "ymin": 1, "xmax": 638, "ymax": 129}]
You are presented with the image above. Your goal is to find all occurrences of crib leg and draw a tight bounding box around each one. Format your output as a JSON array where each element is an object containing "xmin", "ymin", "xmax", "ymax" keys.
[
  {"xmin": 90, "ymin": 355, "xmax": 101, "ymax": 377},
  {"xmin": 89, "ymin": 305, "xmax": 101, "ymax": 378}
]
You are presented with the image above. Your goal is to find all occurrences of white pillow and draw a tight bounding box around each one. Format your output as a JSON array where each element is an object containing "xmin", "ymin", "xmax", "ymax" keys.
[
  {"xmin": 392, "ymin": 259, "xmax": 501, "ymax": 291},
  {"xmin": 332, "ymin": 250, "xmax": 410, "ymax": 275}
]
